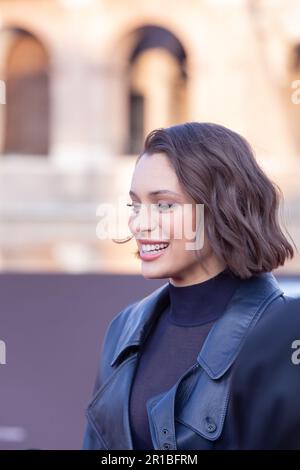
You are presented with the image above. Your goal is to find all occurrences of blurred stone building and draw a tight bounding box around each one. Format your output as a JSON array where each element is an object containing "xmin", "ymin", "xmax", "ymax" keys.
[{"xmin": 0, "ymin": 0, "xmax": 299, "ymax": 273}]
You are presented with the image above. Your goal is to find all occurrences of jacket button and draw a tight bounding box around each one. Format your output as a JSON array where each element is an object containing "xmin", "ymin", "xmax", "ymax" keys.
[
  {"xmin": 162, "ymin": 428, "xmax": 169, "ymax": 435},
  {"xmin": 163, "ymin": 443, "xmax": 171, "ymax": 449},
  {"xmin": 205, "ymin": 417, "xmax": 217, "ymax": 433}
]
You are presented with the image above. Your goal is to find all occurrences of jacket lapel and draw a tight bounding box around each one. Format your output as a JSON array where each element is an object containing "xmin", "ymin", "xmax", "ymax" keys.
[
  {"xmin": 86, "ymin": 352, "xmax": 140, "ymax": 449},
  {"xmin": 196, "ymin": 271, "xmax": 283, "ymax": 379},
  {"xmin": 109, "ymin": 282, "xmax": 170, "ymax": 368}
]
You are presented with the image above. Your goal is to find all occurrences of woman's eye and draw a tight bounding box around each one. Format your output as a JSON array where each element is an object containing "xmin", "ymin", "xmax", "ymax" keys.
[
  {"xmin": 126, "ymin": 202, "xmax": 176, "ymax": 214},
  {"xmin": 126, "ymin": 202, "xmax": 140, "ymax": 214},
  {"xmin": 157, "ymin": 202, "xmax": 175, "ymax": 212}
]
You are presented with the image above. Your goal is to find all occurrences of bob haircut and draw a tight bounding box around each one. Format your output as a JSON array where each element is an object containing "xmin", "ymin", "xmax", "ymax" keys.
[{"xmin": 114, "ymin": 122, "xmax": 296, "ymax": 279}]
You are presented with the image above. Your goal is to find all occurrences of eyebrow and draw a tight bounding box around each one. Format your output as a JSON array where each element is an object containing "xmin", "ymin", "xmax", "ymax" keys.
[{"xmin": 129, "ymin": 189, "xmax": 182, "ymax": 198}]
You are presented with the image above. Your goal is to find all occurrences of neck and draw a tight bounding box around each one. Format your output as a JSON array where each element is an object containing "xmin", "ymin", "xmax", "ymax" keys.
[
  {"xmin": 169, "ymin": 261, "xmax": 227, "ymax": 287},
  {"xmin": 167, "ymin": 267, "xmax": 242, "ymax": 326}
]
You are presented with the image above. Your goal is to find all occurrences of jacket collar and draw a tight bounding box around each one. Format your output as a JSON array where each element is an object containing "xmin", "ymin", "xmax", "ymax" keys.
[
  {"xmin": 197, "ymin": 271, "xmax": 283, "ymax": 379},
  {"xmin": 110, "ymin": 271, "xmax": 283, "ymax": 378},
  {"xmin": 110, "ymin": 282, "xmax": 170, "ymax": 367}
]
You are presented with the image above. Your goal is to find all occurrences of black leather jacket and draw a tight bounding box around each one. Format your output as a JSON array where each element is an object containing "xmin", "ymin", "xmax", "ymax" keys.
[{"xmin": 82, "ymin": 271, "xmax": 293, "ymax": 450}]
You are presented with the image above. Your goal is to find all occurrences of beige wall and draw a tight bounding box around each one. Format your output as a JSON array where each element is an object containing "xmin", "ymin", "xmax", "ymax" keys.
[{"xmin": 0, "ymin": 0, "xmax": 299, "ymax": 273}]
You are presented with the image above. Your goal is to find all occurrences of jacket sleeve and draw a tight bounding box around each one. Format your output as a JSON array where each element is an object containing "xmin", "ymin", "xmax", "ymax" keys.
[
  {"xmin": 229, "ymin": 296, "xmax": 300, "ymax": 449},
  {"xmin": 81, "ymin": 340, "xmax": 108, "ymax": 449}
]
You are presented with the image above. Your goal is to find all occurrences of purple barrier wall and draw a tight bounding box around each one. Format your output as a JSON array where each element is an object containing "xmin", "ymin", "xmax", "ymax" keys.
[{"xmin": 0, "ymin": 273, "xmax": 165, "ymax": 450}]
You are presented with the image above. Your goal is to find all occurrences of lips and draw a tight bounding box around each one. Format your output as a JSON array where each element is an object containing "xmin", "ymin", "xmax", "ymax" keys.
[
  {"xmin": 137, "ymin": 239, "xmax": 170, "ymax": 245},
  {"xmin": 138, "ymin": 240, "xmax": 170, "ymax": 261},
  {"xmin": 140, "ymin": 242, "xmax": 169, "ymax": 253}
]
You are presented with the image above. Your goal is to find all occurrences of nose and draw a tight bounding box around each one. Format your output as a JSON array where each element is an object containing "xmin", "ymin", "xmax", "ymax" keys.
[{"xmin": 129, "ymin": 203, "xmax": 157, "ymax": 237}]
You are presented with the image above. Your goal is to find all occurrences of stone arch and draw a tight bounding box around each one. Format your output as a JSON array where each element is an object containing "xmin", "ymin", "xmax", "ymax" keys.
[
  {"xmin": 107, "ymin": 22, "xmax": 190, "ymax": 155},
  {"xmin": 2, "ymin": 27, "xmax": 50, "ymax": 156}
]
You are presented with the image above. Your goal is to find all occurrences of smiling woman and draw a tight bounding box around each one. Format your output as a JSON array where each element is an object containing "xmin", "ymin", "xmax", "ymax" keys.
[
  {"xmin": 113, "ymin": 121, "xmax": 294, "ymax": 285},
  {"xmin": 125, "ymin": 151, "xmax": 209, "ymax": 286},
  {"xmin": 83, "ymin": 122, "xmax": 296, "ymax": 450}
]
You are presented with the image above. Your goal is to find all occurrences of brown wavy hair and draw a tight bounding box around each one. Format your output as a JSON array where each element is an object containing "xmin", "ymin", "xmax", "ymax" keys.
[{"xmin": 114, "ymin": 122, "xmax": 296, "ymax": 279}]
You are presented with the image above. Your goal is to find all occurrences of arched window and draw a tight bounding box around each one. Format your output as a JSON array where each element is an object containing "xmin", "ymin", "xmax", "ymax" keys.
[
  {"xmin": 4, "ymin": 28, "xmax": 49, "ymax": 156},
  {"xmin": 127, "ymin": 25, "xmax": 188, "ymax": 154}
]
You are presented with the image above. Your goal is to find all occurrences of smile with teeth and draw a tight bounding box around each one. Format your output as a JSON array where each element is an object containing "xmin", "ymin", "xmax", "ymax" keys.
[{"xmin": 141, "ymin": 243, "xmax": 169, "ymax": 253}]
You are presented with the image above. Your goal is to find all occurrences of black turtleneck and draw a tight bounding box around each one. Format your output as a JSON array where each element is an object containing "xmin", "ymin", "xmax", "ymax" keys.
[{"xmin": 129, "ymin": 267, "xmax": 243, "ymax": 450}]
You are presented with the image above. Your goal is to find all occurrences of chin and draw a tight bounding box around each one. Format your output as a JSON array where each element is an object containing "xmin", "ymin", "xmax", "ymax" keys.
[{"xmin": 141, "ymin": 267, "xmax": 169, "ymax": 280}]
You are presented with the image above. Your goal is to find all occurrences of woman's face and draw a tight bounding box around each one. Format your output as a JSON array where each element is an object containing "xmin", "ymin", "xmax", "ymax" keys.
[{"xmin": 128, "ymin": 152, "xmax": 225, "ymax": 286}]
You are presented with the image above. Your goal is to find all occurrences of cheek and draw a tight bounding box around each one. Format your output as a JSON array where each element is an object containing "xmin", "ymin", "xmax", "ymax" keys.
[
  {"xmin": 160, "ymin": 210, "xmax": 195, "ymax": 248},
  {"xmin": 168, "ymin": 206, "xmax": 194, "ymax": 242},
  {"xmin": 169, "ymin": 238, "xmax": 198, "ymax": 267},
  {"xmin": 159, "ymin": 212, "xmax": 178, "ymax": 240},
  {"xmin": 128, "ymin": 214, "xmax": 134, "ymax": 229},
  {"xmin": 128, "ymin": 214, "xmax": 138, "ymax": 235},
  {"xmin": 127, "ymin": 216, "xmax": 133, "ymax": 234},
  {"xmin": 168, "ymin": 207, "xmax": 200, "ymax": 260}
]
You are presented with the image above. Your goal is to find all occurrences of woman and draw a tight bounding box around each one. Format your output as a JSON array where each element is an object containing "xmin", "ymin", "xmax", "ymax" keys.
[{"xmin": 82, "ymin": 122, "xmax": 295, "ymax": 450}]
